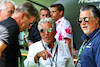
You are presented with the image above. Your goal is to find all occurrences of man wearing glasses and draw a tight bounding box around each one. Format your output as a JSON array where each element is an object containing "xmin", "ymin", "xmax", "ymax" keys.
[
  {"xmin": 0, "ymin": 2, "xmax": 38, "ymax": 67},
  {"xmin": 24, "ymin": 17, "xmax": 75, "ymax": 67},
  {"xmin": 75, "ymin": 5, "xmax": 100, "ymax": 67},
  {"xmin": 28, "ymin": 7, "xmax": 50, "ymax": 46},
  {"xmin": 0, "ymin": 0, "xmax": 15, "ymax": 21}
]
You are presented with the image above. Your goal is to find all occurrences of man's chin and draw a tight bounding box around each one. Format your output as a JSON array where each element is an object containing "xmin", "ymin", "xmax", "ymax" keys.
[
  {"xmin": 83, "ymin": 30, "xmax": 90, "ymax": 35},
  {"xmin": 44, "ymin": 40, "xmax": 50, "ymax": 43}
]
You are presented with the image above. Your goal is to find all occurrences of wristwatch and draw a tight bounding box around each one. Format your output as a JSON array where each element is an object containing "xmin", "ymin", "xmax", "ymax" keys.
[{"xmin": 36, "ymin": 53, "xmax": 40, "ymax": 66}]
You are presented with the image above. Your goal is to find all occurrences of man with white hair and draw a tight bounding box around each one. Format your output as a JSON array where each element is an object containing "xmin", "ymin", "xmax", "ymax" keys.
[{"xmin": 0, "ymin": 0, "xmax": 15, "ymax": 21}]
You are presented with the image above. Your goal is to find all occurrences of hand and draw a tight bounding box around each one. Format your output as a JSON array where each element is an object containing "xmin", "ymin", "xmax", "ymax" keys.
[{"xmin": 37, "ymin": 50, "xmax": 52, "ymax": 60}]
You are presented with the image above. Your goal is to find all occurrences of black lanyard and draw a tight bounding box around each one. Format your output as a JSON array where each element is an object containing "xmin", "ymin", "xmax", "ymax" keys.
[{"xmin": 41, "ymin": 40, "xmax": 58, "ymax": 67}]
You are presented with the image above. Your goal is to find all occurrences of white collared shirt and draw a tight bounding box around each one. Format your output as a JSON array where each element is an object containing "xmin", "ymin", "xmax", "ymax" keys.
[{"xmin": 24, "ymin": 40, "xmax": 75, "ymax": 67}]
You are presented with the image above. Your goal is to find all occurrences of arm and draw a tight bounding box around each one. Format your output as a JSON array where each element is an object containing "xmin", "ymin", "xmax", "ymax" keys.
[
  {"xmin": 24, "ymin": 49, "xmax": 52, "ymax": 67},
  {"xmin": 0, "ymin": 41, "xmax": 7, "ymax": 58},
  {"xmin": 65, "ymin": 38, "xmax": 71, "ymax": 49}
]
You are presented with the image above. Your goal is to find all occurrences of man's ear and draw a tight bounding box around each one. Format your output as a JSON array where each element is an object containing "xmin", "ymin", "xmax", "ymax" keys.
[
  {"xmin": 60, "ymin": 10, "xmax": 63, "ymax": 16},
  {"xmin": 20, "ymin": 12, "xmax": 26, "ymax": 20},
  {"xmin": 0, "ymin": 10, "xmax": 2, "ymax": 16},
  {"xmin": 96, "ymin": 17, "xmax": 99, "ymax": 23}
]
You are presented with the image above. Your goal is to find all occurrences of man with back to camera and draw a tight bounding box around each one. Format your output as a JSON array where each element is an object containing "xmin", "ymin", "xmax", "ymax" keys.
[
  {"xmin": 0, "ymin": 0, "xmax": 23, "ymax": 66},
  {"xmin": 0, "ymin": 2, "xmax": 38, "ymax": 67},
  {"xmin": 50, "ymin": 3, "xmax": 73, "ymax": 56},
  {"xmin": 28, "ymin": 7, "xmax": 50, "ymax": 46},
  {"xmin": 0, "ymin": 0, "xmax": 15, "ymax": 21},
  {"xmin": 75, "ymin": 5, "xmax": 100, "ymax": 67}
]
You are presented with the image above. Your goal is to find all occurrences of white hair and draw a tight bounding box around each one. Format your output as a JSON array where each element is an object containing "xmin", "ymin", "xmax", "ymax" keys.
[
  {"xmin": 38, "ymin": 17, "xmax": 56, "ymax": 31},
  {"xmin": 0, "ymin": 0, "xmax": 15, "ymax": 11}
]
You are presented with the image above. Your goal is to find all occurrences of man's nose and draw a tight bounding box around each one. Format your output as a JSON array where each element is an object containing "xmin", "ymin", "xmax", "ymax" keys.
[{"xmin": 44, "ymin": 30, "xmax": 49, "ymax": 34}]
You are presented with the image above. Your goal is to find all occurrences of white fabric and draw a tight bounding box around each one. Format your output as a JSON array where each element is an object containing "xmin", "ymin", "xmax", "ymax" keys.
[{"xmin": 24, "ymin": 40, "xmax": 75, "ymax": 67}]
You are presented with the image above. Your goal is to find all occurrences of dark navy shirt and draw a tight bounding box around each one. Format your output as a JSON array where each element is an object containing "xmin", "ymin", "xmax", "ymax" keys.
[
  {"xmin": 79, "ymin": 27, "xmax": 100, "ymax": 67},
  {"xmin": 28, "ymin": 22, "xmax": 41, "ymax": 43}
]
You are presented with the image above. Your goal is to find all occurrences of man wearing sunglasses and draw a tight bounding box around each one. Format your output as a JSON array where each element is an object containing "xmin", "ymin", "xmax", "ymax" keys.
[
  {"xmin": 24, "ymin": 17, "xmax": 75, "ymax": 67},
  {"xmin": 28, "ymin": 7, "xmax": 50, "ymax": 46},
  {"xmin": 0, "ymin": 2, "xmax": 38, "ymax": 67},
  {"xmin": 75, "ymin": 5, "xmax": 100, "ymax": 67}
]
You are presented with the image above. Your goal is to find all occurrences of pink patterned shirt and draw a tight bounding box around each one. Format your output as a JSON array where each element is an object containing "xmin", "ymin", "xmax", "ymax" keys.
[{"xmin": 55, "ymin": 17, "xmax": 73, "ymax": 56}]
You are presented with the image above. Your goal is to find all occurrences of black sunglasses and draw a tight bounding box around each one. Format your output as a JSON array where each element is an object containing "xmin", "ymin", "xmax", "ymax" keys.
[
  {"xmin": 77, "ymin": 17, "xmax": 93, "ymax": 24},
  {"xmin": 40, "ymin": 28, "xmax": 53, "ymax": 33}
]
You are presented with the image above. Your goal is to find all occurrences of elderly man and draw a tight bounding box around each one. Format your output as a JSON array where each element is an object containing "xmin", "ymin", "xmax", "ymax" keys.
[
  {"xmin": 75, "ymin": 5, "xmax": 100, "ymax": 67},
  {"xmin": 0, "ymin": 2, "xmax": 38, "ymax": 67},
  {"xmin": 0, "ymin": 0, "xmax": 15, "ymax": 21},
  {"xmin": 24, "ymin": 17, "xmax": 75, "ymax": 67}
]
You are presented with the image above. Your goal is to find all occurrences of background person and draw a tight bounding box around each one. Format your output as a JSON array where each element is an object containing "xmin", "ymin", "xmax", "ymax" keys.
[
  {"xmin": 28, "ymin": 7, "xmax": 50, "ymax": 46},
  {"xmin": 24, "ymin": 17, "xmax": 75, "ymax": 67},
  {"xmin": 0, "ymin": 0, "xmax": 15, "ymax": 21},
  {"xmin": 50, "ymin": 3, "xmax": 73, "ymax": 56},
  {"xmin": 75, "ymin": 5, "xmax": 100, "ymax": 67},
  {"xmin": 0, "ymin": 2, "xmax": 38, "ymax": 67}
]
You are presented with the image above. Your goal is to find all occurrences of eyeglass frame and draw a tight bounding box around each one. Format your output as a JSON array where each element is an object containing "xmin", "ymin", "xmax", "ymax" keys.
[
  {"xmin": 26, "ymin": 13, "xmax": 34, "ymax": 26},
  {"xmin": 76, "ymin": 17, "xmax": 94, "ymax": 24},
  {"xmin": 40, "ymin": 28, "xmax": 53, "ymax": 33}
]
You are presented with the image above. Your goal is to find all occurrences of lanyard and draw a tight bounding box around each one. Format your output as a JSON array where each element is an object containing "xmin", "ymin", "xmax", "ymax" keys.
[
  {"xmin": 41, "ymin": 40, "xmax": 58, "ymax": 67},
  {"xmin": 77, "ymin": 29, "xmax": 100, "ymax": 59},
  {"xmin": 50, "ymin": 45, "xmax": 58, "ymax": 67},
  {"xmin": 77, "ymin": 39, "xmax": 90, "ymax": 59}
]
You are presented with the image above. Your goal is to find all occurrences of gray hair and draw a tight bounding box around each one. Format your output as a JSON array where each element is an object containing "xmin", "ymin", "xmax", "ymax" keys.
[
  {"xmin": 0, "ymin": 0, "xmax": 15, "ymax": 11},
  {"xmin": 80, "ymin": 5, "xmax": 100, "ymax": 19},
  {"xmin": 15, "ymin": 2, "xmax": 38, "ymax": 19},
  {"xmin": 38, "ymin": 17, "xmax": 56, "ymax": 31}
]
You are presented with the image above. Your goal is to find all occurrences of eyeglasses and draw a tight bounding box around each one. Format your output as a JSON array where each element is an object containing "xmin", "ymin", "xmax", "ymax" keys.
[
  {"xmin": 26, "ymin": 13, "xmax": 34, "ymax": 26},
  {"xmin": 77, "ymin": 17, "xmax": 93, "ymax": 24},
  {"xmin": 40, "ymin": 28, "xmax": 53, "ymax": 33}
]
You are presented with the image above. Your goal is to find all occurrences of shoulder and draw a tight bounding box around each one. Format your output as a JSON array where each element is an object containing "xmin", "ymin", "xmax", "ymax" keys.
[
  {"xmin": 29, "ymin": 41, "xmax": 41, "ymax": 49},
  {"xmin": 59, "ymin": 17, "xmax": 71, "ymax": 26},
  {"xmin": 56, "ymin": 40, "xmax": 68, "ymax": 48},
  {"xmin": 94, "ymin": 32, "xmax": 100, "ymax": 41},
  {"xmin": 92, "ymin": 32, "xmax": 100, "ymax": 48}
]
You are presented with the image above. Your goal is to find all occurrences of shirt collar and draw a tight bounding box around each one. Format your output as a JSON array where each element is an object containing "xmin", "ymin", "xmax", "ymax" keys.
[
  {"xmin": 56, "ymin": 16, "xmax": 64, "ymax": 24},
  {"xmin": 42, "ymin": 39, "xmax": 57, "ymax": 47},
  {"xmin": 81, "ymin": 27, "xmax": 100, "ymax": 41}
]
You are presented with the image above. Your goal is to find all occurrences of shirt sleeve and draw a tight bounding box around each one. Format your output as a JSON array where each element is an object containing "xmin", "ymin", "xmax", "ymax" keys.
[
  {"xmin": 94, "ymin": 40, "xmax": 100, "ymax": 67},
  {"xmin": 24, "ymin": 44, "xmax": 37, "ymax": 67},
  {"xmin": 62, "ymin": 20, "xmax": 72, "ymax": 39},
  {"xmin": 0, "ymin": 25, "xmax": 19, "ymax": 46}
]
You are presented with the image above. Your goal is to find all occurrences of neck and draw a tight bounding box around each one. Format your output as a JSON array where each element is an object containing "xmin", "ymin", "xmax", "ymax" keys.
[
  {"xmin": 49, "ymin": 39, "xmax": 56, "ymax": 49},
  {"xmin": 56, "ymin": 16, "xmax": 63, "ymax": 21},
  {"xmin": 49, "ymin": 44, "xmax": 54, "ymax": 49}
]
